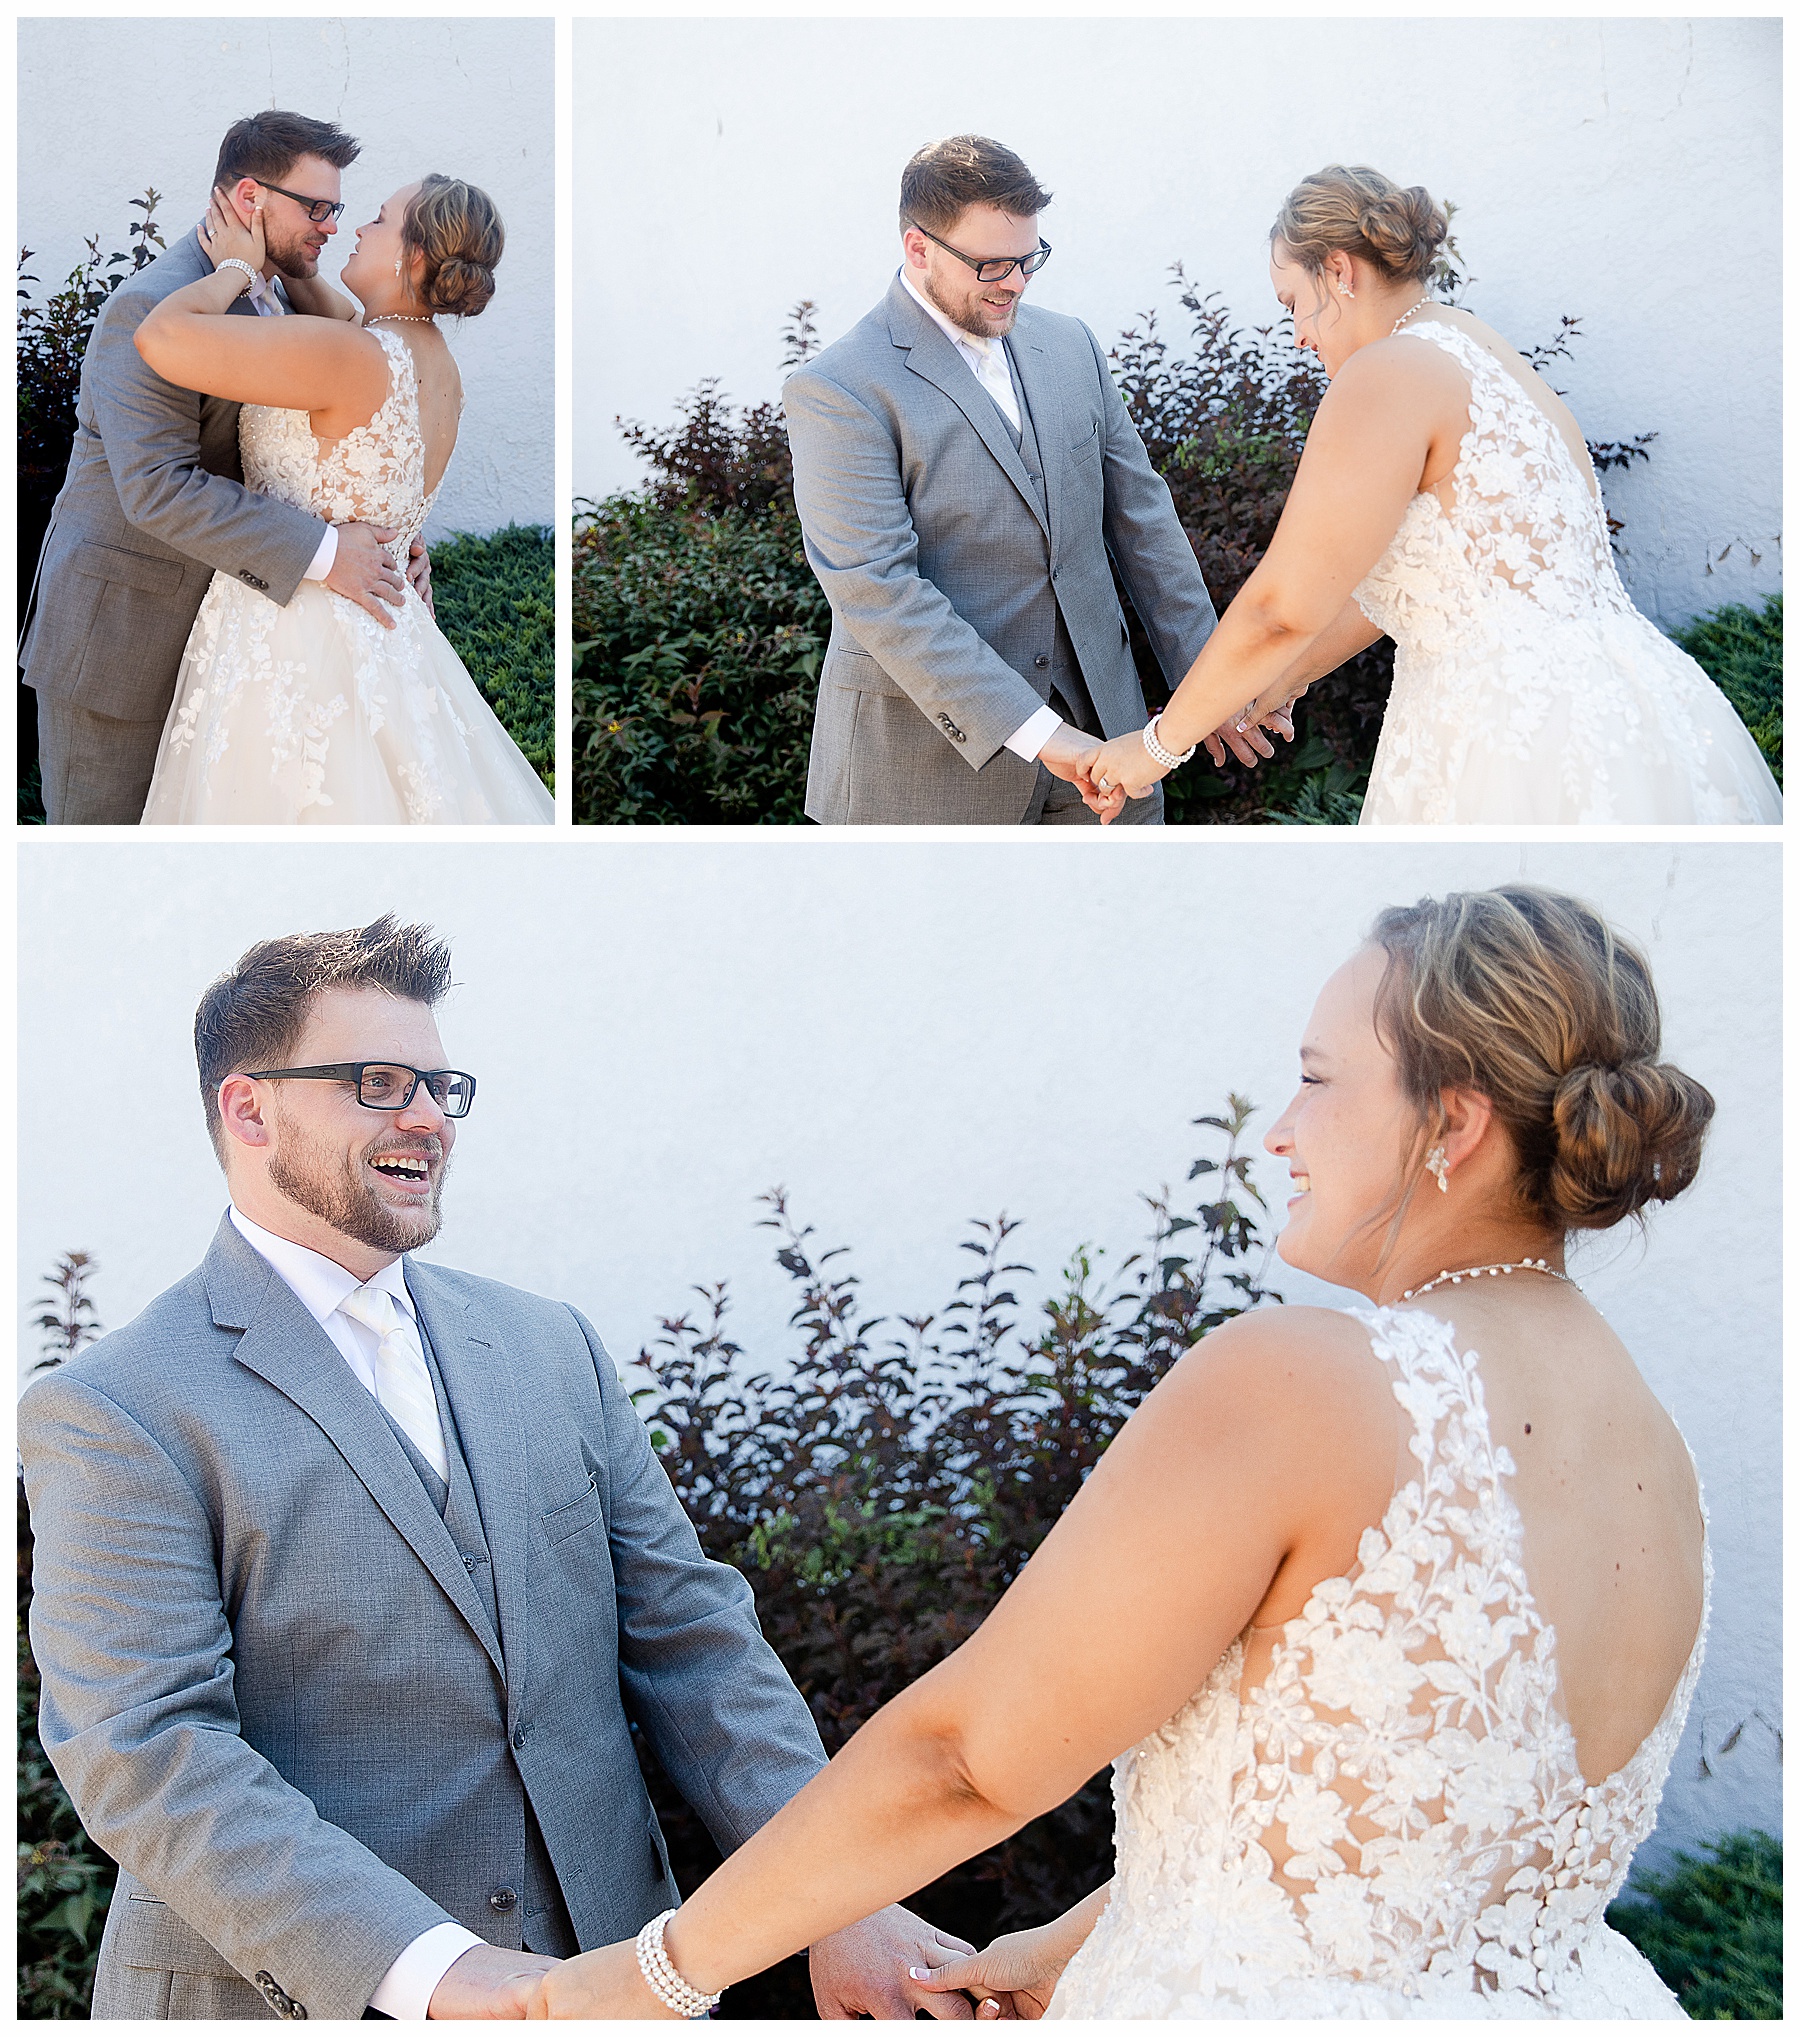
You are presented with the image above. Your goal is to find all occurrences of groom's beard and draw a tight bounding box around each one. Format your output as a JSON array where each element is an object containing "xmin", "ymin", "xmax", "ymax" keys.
[
  {"xmin": 921, "ymin": 267, "xmax": 1022, "ymax": 341},
  {"xmin": 265, "ymin": 219, "xmax": 329, "ymax": 282},
  {"xmin": 268, "ymin": 1105, "xmax": 450, "ymax": 1256}
]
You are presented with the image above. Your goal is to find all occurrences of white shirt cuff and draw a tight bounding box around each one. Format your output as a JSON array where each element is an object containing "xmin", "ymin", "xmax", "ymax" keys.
[
  {"xmin": 367, "ymin": 1921, "xmax": 485, "ymax": 2020},
  {"xmin": 1005, "ymin": 704, "xmax": 1064, "ymax": 761},
  {"xmin": 303, "ymin": 525, "xmax": 338, "ymax": 582}
]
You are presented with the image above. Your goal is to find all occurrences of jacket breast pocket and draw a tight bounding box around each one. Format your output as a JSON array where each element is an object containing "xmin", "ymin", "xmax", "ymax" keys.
[
  {"xmin": 1068, "ymin": 417, "xmax": 1102, "ymax": 466},
  {"xmin": 543, "ymin": 1473, "xmax": 601, "ymax": 1546}
]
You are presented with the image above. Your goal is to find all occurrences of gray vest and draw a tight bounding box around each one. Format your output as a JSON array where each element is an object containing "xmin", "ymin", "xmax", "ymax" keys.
[
  {"xmin": 1002, "ymin": 346, "xmax": 1099, "ymax": 734},
  {"xmin": 380, "ymin": 1321, "xmax": 579, "ymax": 1957}
]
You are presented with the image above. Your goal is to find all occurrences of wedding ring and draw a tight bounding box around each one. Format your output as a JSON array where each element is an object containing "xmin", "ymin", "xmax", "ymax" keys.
[{"xmin": 1097, "ymin": 775, "xmax": 1112, "ymax": 792}]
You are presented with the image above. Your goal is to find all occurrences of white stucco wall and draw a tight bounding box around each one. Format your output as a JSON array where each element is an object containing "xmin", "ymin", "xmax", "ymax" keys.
[
  {"xmin": 16, "ymin": 835, "xmax": 1779, "ymax": 1873},
  {"xmin": 18, "ymin": 16, "xmax": 552, "ymax": 540},
  {"xmin": 574, "ymin": 14, "xmax": 1780, "ymax": 626}
]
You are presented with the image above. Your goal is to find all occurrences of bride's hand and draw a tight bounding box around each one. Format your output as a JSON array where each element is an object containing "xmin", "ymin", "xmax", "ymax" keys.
[
  {"xmin": 523, "ymin": 1939, "xmax": 675, "ymax": 2019},
  {"xmin": 199, "ymin": 185, "xmax": 265, "ymax": 278},
  {"xmin": 907, "ymin": 1923, "xmax": 1073, "ymax": 2021},
  {"xmin": 1081, "ymin": 730, "xmax": 1167, "ymax": 818}
]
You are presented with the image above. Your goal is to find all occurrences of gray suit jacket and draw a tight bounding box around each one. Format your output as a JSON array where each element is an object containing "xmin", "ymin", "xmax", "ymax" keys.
[
  {"xmin": 18, "ymin": 1216, "xmax": 827, "ymax": 2021},
  {"xmin": 20, "ymin": 231, "xmax": 326, "ymax": 721},
  {"xmin": 785, "ymin": 277, "xmax": 1218, "ymax": 824}
]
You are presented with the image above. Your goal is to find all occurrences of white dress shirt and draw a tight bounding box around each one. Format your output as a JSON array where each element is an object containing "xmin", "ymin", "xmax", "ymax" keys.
[
  {"xmin": 233, "ymin": 258, "xmax": 338, "ymax": 583},
  {"xmin": 225, "ymin": 1206, "xmax": 481, "ymax": 2016},
  {"xmin": 898, "ymin": 267, "xmax": 1063, "ymax": 763}
]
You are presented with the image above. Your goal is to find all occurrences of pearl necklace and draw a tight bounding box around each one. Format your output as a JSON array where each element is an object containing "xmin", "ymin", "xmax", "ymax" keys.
[
  {"xmin": 1389, "ymin": 297, "xmax": 1434, "ymax": 336},
  {"xmin": 366, "ymin": 312, "xmax": 435, "ymax": 327},
  {"xmin": 1399, "ymin": 1257, "xmax": 1572, "ymax": 1301}
]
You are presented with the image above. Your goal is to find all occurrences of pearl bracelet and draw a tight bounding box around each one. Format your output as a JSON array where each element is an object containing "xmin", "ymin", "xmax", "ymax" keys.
[
  {"xmin": 214, "ymin": 258, "xmax": 258, "ymax": 297},
  {"xmin": 636, "ymin": 1908, "xmax": 722, "ymax": 2019},
  {"xmin": 1143, "ymin": 712, "xmax": 1198, "ymax": 771}
]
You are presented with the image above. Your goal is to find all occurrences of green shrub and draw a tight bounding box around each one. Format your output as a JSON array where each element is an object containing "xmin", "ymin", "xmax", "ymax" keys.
[
  {"xmin": 1608, "ymin": 1831, "xmax": 1783, "ymax": 2019},
  {"xmin": 1672, "ymin": 596, "xmax": 1782, "ymax": 786},
  {"xmin": 428, "ymin": 522, "xmax": 555, "ymax": 790},
  {"xmin": 573, "ymin": 492, "xmax": 825, "ymax": 824}
]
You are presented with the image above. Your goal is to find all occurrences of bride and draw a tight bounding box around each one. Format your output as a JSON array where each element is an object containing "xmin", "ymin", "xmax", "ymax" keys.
[
  {"xmin": 523, "ymin": 884, "xmax": 1713, "ymax": 2019},
  {"xmin": 1078, "ymin": 166, "xmax": 1780, "ymax": 825},
  {"xmin": 133, "ymin": 178, "xmax": 553, "ymax": 823}
]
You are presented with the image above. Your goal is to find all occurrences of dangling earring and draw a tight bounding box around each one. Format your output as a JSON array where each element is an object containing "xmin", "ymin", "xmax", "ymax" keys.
[
  {"xmin": 1337, "ymin": 281, "xmax": 1354, "ymax": 298},
  {"xmin": 394, "ymin": 254, "xmax": 404, "ymax": 280},
  {"xmin": 1426, "ymin": 1146, "xmax": 1450, "ymax": 1193}
]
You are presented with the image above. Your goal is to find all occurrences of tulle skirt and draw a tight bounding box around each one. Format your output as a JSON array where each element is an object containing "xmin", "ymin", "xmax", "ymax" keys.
[
  {"xmin": 142, "ymin": 573, "xmax": 554, "ymax": 825},
  {"xmin": 1361, "ymin": 606, "xmax": 1781, "ymax": 825}
]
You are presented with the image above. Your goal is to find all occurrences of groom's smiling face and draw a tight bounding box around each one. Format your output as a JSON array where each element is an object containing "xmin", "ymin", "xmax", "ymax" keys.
[
  {"xmin": 220, "ymin": 985, "xmax": 458, "ymax": 1275},
  {"xmin": 905, "ymin": 203, "xmax": 1041, "ymax": 341}
]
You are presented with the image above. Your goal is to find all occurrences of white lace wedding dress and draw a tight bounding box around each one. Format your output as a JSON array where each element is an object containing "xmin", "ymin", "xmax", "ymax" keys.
[
  {"xmin": 1048, "ymin": 1305, "xmax": 1707, "ymax": 2019},
  {"xmin": 142, "ymin": 324, "xmax": 553, "ymax": 824},
  {"xmin": 1353, "ymin": 321, "xmax": 1780, "ymax": 824}
]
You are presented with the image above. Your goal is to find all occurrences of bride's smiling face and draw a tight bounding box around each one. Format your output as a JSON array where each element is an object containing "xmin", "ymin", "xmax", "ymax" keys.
[
  {"xmin": 339, "ymin": 182, "xmax": 424, "ymax": 307},
  {"xmin": 1270, "ymin": 240, "xmax": 1353, "ymax": 378},
  {"xmin": 1265, "ymin": 947, "xmax": 1421, "ymax": 1293}
]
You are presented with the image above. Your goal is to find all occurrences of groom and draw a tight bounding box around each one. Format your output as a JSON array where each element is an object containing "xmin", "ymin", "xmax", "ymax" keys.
[
  {"xmin": 21, "ymin": 111, "xmax": 425, "ymax": 825},
  {"xmin": 18, "ymin": 917, "xmax": 965, "ymax": 2019},
  {"xmin": 786, "ymin": 135, "xmax": 1260, "ymax": 826}
]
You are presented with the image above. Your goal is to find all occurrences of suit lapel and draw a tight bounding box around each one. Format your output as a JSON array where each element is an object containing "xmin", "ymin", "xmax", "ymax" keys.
[
  {"xmin": 886, "ymin": 280, "xmax": 1049, "ymax": 540},
  {"xmin": 408, "ymin": 1262, "xmax": 528, "ymax": 1693},
  {"xmin": 204, "ymin": 1218, "xmax": 505, "ymax": 1678},
  {"xmin": 1008, "ymin": 329, "xmax": 1064, "ymax": 550}
]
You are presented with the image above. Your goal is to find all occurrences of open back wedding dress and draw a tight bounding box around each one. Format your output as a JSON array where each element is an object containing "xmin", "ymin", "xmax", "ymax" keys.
[
  {"xmin": 1353, "ymin": 320, "xmax": 1780, "ymax": 825},
  {"xmin": 142, "ymin": 323, "xmax": 552, "ymax": 824},
  {"xmin": 1048, "ymin": 1306, "xmax": 1707, "ymax": 2019}
]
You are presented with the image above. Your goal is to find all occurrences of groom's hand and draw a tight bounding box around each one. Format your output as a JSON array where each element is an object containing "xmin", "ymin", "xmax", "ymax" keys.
[
  {"xmin": 810, "ymin": 1904, "xmax": 978, "ymax": 2019},
  {"xmin": 327, "ymin": 523, "xmax": 406, "ymax": 630},
  {"xmin": 427, "ymin": 1943, "xmax": 562, "ymax": 2018},
  {"xmin": 1036, "ymin": 726, "xmax": 1124, "ymax": 820},
  {"xmin": 407, "ymin": 538, "xmax": 435, "ymax": 617}
]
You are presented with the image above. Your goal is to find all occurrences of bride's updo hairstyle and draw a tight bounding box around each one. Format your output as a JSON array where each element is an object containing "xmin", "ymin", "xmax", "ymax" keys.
[
  {"xmin": 1272, "ymin": 165, "xmax": 1448, "ymax": 286},
  {"xmin": 1369, "ymin": 885, "xmax": 1713, "ymax": 1232},
  {"xmin": 402, "ymin": 174, "xmax": 504, "ymax": 319}
]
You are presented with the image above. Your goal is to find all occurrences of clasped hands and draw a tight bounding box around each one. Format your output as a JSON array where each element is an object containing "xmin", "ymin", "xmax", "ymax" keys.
[
  {"xmin": 1039, "ymin": 699, "xmax": 1298, "ymax": 822},
  {"xmin": 427, "ymin": 1904, "xmax": 1061, "ymax": 2020}
]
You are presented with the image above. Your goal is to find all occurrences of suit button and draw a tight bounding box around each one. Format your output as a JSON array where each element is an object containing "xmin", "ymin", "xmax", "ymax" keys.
[
  {"xmin": 1034, "ymin": 655, "xmax": 1049, "ymax": 669},
  {"xmin": 512, "ymin": 1726, "xmax": 526, "ymax": 1749},
  {"xmin": 237, "ymin": 571, "xmax": 270, "ymax": 591},
  {"xmin": 489, "ymin": 1886, "xmax": 519, "ymax": 1913}
]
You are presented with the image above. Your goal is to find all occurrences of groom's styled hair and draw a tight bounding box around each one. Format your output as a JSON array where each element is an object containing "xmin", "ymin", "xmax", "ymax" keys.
[
  {"xmin": 213, "ymin": 110, "xmax": 361, "ymax": 191},
  {"xmin": 195, "ymin": 915, "xmax": 453, "ymax": 1157},
  {"xmin": 900, "ymin": 135, "xmax": 1052, "ymax": 235}
]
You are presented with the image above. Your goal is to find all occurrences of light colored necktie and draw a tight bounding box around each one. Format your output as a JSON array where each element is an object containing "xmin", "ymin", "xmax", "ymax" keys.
[
  {"xmin": 339, "ymin": 1284, "xmax": 448, "ymax": 1482},
  {"xmin": 959, "ymin": 334, "xmax": 1020, "ymax": 431}
]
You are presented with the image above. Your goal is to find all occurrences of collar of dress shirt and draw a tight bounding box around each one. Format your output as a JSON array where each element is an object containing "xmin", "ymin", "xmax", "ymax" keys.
[
  {"xmin": 899, "ymin": 265, "xmax": 1001, "ymax": 361},
  {"xmin": 245, "ymin": 269, "xmax": 279, "ymax": 314},
  {"xmin": 228, "ymin": 1204, "xmax": 414, "ymax": 1327}
]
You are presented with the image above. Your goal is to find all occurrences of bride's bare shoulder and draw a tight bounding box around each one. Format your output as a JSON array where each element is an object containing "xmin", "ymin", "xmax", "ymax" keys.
[{"xmin": 1155, "ymin": 1305, "xmax": 1390, "ymax": 1429}]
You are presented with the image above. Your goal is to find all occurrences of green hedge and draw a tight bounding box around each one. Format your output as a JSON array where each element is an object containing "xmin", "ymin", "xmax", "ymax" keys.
[
  {"xmin": 1609, "ymin": 1831, "xmax": 1784, "ymax": 2018},
  {"xmin": 573, "ymin": 495, "xmax": 824, "ymax": 825},
  {"xmin": 1673, "ymin": 596, "xmax": 1782, "ymax": 786},
  {"xmin": 429, "ymin": 522, "xmax": 555, "ymax": 792}
]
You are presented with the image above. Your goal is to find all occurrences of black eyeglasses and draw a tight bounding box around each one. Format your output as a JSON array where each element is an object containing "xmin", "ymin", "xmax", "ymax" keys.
[
  {"xmin": 908, "ymin": 220, "xmax": 1052, "ymax": 284},
  {"xmin": 240, "ymin": 1062, "xmax": 477, "ymax": 1116},
  {"xmin": 255, "ymin": 181, "xmax": 346, "ymax": 225}
]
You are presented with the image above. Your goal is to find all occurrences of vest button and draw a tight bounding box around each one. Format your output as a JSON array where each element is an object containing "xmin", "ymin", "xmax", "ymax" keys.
[
  {"xmin": 1034, "ymin": 655, "xmax": 1050, "ymax": 669},
  {"xmin": 512, "ymin": 1726, "xmax": 526, "ymax": 1749},
  {"xmin": 489, "ymin": 1886, "xmax": 519, "ymax": 1913}
]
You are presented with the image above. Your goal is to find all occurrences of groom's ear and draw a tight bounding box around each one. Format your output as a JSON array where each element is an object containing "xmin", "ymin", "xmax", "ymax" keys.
[
  {"xmin": 222, "ymin": 177, "xmax": 259, "ymax": 224},
  {"xmin": 217, "ymin": 1073, "xmax": 274, "ymax": 1154}
]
